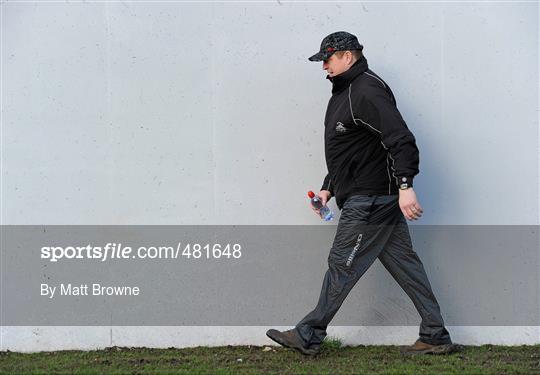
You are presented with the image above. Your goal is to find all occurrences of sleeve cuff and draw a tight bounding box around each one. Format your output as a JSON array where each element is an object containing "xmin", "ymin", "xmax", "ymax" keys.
[{"xmin": 398, "ymin": 176, "xmax": 414, "ymax": 189}]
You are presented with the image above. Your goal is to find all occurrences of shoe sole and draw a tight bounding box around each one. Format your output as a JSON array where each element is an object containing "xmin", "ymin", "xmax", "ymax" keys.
[
  {"xmin": 400, "ymin": 343, "xmax": 464, "ymax": 356},
  {"xmin": 266, "ymin": 330, "xmax": 319, "ymax": 356}
]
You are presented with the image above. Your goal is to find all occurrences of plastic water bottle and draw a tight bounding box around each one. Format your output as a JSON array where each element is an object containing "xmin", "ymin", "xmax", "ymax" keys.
[{"xmin": 308, "ymin": 191, "xmax": 334, "ymax": 221}]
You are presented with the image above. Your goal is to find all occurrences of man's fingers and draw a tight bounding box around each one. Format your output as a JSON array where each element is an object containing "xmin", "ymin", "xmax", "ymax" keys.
[
  {"xmin": 400, "ymin": 197, "xmax": 423, "ymax": 221},
  {"xmin": 402, "ymin": 208, "xmax": 412, "ymax": 220},
  {"xmin": 407, "ymin": 209, "xmax": 417, "ymax": 220},
  {"xmin": 403, "ymin": 206, "xmax": 421, "ymax": 221},
  {"xmin": 409, "ymin": 204, "xmax": 423, "ymax": 219},
  {"xmin": 410, "ymin": 209, "xmax": 421, "ymax": 219}
]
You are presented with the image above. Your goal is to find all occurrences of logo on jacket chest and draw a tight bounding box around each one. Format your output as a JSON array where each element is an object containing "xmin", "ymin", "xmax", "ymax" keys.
[{"xmin": 335, "ymin": 122, "xmax": 347, "ymax": 133}]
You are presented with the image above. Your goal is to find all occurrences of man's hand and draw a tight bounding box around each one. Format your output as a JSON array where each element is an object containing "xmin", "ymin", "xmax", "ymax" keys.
[
  {"xmin": 399, "ymin": 188, "xmax": 423, "ymax": 221},
  {"xmin": 311, "ymin": 190, "xmax": 332, "ymax": 215}
]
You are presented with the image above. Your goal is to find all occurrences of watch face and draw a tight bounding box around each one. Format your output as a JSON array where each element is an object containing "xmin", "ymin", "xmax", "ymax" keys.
[{"xmin": 400, "ymin": 183, "xmax": 409, "ymax": 190}]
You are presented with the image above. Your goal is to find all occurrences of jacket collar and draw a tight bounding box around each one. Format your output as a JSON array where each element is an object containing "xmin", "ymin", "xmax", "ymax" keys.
[{"xmin": 326, "ymin": 56, "xmax": 369, "ymax": 94}]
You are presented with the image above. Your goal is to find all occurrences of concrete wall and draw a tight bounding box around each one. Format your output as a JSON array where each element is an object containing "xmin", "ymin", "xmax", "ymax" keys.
[{"xmin": 1, "ymin": 1, "xmax": 538, "ymax": 351}]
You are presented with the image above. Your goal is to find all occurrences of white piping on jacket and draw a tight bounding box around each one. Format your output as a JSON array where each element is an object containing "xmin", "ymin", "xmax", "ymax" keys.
[
  {"xmin": 385, "ymin": 154, "xmax": 392, "ymax": 194},
  {"xmin": 386, "ymin": 152, "xmax": 399, "ymax": 186},
  {"xmin": 363, "ymin": 69, "xmax": 402, "ymax": 186},
  {"xmin": 364, "ymin": 71, "xmax": 387, "ymax": 89},
  {"xmin": 348, "ymin": 84, "xmax": 398, "ymax": 194}
]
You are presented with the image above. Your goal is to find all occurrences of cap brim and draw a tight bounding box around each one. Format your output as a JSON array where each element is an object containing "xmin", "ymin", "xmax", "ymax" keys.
[{"xmin": 308, "ymin": 51, "xmax": 329, "ymax": 62}]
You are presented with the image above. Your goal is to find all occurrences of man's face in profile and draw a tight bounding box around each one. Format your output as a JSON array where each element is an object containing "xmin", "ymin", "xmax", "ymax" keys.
[{"xmin": 322, "ymin": 51, "xmax": 353, "ymax": 78}]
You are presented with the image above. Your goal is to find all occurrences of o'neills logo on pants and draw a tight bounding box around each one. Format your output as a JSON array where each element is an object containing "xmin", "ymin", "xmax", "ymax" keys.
[{"xmin": 346, "ymin": 233, "xmax": 363, "ymax": 266}]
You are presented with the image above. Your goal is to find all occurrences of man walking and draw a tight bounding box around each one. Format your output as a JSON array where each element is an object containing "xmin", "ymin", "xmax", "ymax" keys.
[{"xmin": 266, "ymin": 31, "xmax": 459, "ymax": 356}]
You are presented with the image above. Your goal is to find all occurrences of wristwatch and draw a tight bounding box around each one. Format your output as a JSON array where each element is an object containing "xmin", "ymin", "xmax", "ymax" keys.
[{"xmin": 399, "ymin": 177, "xmax": 413, "ymax": 190}]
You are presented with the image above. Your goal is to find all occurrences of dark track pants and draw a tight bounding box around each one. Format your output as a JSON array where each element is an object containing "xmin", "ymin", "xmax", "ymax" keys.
[{"xmin": 295, "ymin": 194, "xmax": 452, "ymax": 346}]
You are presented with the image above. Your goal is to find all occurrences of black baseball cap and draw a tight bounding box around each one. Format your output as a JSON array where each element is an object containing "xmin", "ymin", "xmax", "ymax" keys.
[{"xmin": 308, "ymin": 31, "xmax": 364, "ymax": 62}]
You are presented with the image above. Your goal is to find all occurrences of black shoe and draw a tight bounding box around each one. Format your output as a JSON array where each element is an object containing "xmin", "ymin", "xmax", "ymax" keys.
[{"xmin": 266, "ymin": 328, "xmax": 320, "ymax": 356}]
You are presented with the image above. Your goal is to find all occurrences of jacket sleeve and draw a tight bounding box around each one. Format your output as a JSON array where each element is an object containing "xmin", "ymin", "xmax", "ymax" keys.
[
  {"xmin": 321, "ymin": 173, "xmax": 334, "ymax": 195},
  {"xmin": 353, "ymin": 86, "xmax": 419, "ymax": 188}
]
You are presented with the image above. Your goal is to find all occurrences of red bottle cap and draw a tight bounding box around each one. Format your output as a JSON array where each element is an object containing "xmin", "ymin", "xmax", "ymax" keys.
[{"xmin": 307, "ymin": 191, "xmax": 315, "ymax": 198}]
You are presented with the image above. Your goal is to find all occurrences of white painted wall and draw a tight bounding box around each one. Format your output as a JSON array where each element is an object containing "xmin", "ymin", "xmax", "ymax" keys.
[
  {"xmin": 1, "ymin": 1, "xmax": 538, "ymax": 351},
  {"xmin": 3, "ymin": 1, "xmax": 538, "ymax": 226},
  {"xmin": 2, "ymin": 326, "xmax": 539, "ymax": 353}
]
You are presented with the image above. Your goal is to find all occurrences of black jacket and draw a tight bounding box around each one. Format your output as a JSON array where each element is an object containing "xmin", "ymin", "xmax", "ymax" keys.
[{"xmin": 320, "ymin": 57, "xmax": 420, "ymax": 209}]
